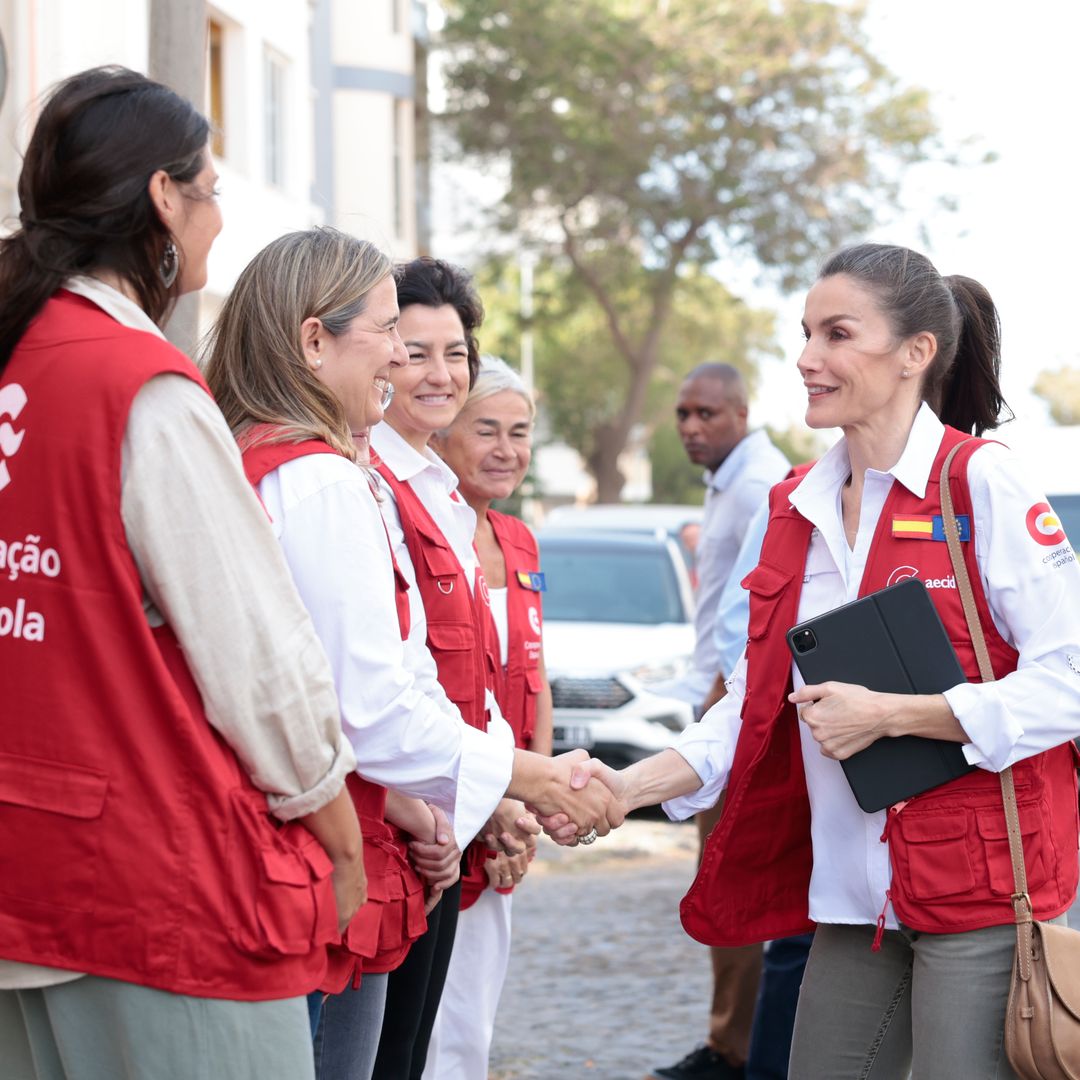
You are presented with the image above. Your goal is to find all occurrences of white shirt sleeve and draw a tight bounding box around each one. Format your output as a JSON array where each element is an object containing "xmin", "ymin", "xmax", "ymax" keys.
[
  {"xmin": 661, "ymin": 652, "xmax": 749, "ymax": 819},
  {"xmin": 121, "ymin": 376, "xmax": 356, "ymax": 822},
  {"xmin": 942, "ymin": 443, "xmax": 1080, "ymax": 770},
  {"xmin": 261, "ymin": 457, "xmax": 513, "ymax": 849}
]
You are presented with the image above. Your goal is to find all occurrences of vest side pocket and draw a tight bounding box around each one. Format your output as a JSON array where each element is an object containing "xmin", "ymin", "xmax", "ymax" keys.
[
  {"xmin": 225, "ymin": 790, "xmax": 338, "ymax": 958},
  {"xmin": 891, "ymin": 810, "xmax": 976, "ymax": 900},
  {"xmin": 0, "ymin": 753, "xmax": 108, "ymax": 915},
  {"xmin": 427, "ymin": 621, "xmax": 478, "ymax": 701},
  {"xmin": 975, "ymin": 800, "xmax": 1050, "ymax": 896}
]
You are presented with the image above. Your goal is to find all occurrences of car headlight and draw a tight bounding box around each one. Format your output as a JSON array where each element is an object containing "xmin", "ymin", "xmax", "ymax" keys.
[{"xmin": 629, "ymin": 658, "xmax": 688, "ymax": 686}]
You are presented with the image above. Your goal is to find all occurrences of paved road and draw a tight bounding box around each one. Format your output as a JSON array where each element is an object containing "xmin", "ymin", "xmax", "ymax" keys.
[{"xmin": 489, "ymin": 818, "xmax": 712, "ymax": 1080}]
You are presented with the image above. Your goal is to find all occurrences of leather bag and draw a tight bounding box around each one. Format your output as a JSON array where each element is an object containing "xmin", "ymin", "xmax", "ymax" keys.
[{"xmin": 940, "ymin": 444, "xmax": 1080, "ymax": 1080}]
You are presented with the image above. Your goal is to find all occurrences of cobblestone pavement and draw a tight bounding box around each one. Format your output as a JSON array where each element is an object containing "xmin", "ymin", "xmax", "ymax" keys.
[{"xmin": 489, "ymin": 817, "xmax": 711, "ymax": 1080}]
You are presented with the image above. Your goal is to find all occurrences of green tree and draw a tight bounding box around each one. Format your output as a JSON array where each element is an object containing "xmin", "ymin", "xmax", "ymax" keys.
[
  {"xmin": 1034, "ymin": 367, "xmax": 1080, "ymax": 425},
  {"xmin": 475, "ymin": 256, "xmax": 779, "ymax": 495},
  {"xmin": 439, "ymin": 0, "xmax": 942, "ymax": 500}
]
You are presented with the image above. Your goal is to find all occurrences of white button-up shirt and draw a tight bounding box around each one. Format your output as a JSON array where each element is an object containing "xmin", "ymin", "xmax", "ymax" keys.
[
  {"xmin": 257, "ymin": 449, "xmax": 513, "ymax": 850},
  {"xmin": 673, "ymin": 429, "xmax": 790, "ymax": 706},
  {"xmin": 665, "ymin": 403, "xmax": 1080, "ymax": 927}
]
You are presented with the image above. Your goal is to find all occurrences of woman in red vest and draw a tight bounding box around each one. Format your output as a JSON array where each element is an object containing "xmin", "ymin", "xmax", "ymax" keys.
[
  {"xmin": 424, "ymin": 355, "xmax": 553, "ymax": 1079},
  {"xmin": 547, "ymin": 243, "xmax": 1080, "ymax": 1078},
  {"xmin": 0, "ymin": 69, "xmax": 366, "ymax": 1079},
  {"xmin": 369, "ymin": 259, "xmax": 546, "ymax": 1079},
  {"xmin": 203, "ymin": 235, "xmax": 617, "ymax": 1080}
]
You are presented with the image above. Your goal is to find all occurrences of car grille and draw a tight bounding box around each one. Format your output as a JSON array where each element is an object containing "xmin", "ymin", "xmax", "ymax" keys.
[{"xmin": 550, "ymin": 676, "xmax": 633, "ymax": 710}]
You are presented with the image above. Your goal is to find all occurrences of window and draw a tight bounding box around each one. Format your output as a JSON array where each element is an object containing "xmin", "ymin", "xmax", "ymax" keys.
[
  {"xmin": 207, "ymin": 19, "xmax": 225, "ymax": 158},
  {"xmin": 264, "ymin": 52, "xmax": 286, "ymax": 188}
]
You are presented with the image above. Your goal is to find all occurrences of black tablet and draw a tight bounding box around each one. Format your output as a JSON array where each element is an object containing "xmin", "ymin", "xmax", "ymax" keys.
[{"xmin": 786, "ymin": 577, "xmax": 974, "ymax": 813}]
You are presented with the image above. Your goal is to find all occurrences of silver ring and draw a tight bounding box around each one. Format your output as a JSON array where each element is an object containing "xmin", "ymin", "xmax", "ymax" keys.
[{"xmin": 577, "ymin": 827, "xmax": 599, "ymax": 845}]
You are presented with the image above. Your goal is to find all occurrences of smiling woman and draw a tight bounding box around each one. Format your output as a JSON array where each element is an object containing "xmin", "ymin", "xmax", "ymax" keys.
[{"xmin": 538, "ymin": 241, "xmax": 1080, "ymax": 1080}]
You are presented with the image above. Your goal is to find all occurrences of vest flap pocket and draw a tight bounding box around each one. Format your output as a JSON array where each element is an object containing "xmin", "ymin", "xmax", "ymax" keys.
[
  {"xmin": 260, "ymin": 847, "xmax": 316, "ymax": 887},
  {"xmin": 413, "ymin": 518, "xmax": 461, "ymax": 578},
  {"xmin": 975, "ymin": 800, "xmax": 1049, "ymax": 896},
  {"xmin": 525, "ymin": 668, "xmax": 544, "ymax": 694},
  {"xmin": 427, "ymin": 622, "xmax": 474, "ymax": 652},
  {"xmin": 975, "ymin": 805, "xmax": 1040, "ymax": 841},
  {"xmin": 743, "ymin": 562, "xmax": 794, "ymax": 641},
  {"xmin": 741, "ymin": 561, "xmax": 793, "ymax": 598},
  {"xmin": 0, "ymin": 753, "xmax": 107, "ymax": 820},
  {"xmin": 902, "ymin": 814, "xmax": 968, "ymax": 843},
  {"xmin": 893, "ymin": 810, "xmax": 975, "ymax": 900}
]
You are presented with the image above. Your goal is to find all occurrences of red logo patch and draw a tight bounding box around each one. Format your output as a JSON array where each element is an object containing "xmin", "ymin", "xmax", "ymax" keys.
[{"xmin": 1025, "ymin": 502, "xmax": 1066, "ymax": 547}]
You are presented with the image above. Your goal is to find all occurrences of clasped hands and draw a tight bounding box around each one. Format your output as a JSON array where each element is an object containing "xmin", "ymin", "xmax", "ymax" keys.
[{"xmin": 528, "ymin": 749, "xmax": 629, "ymax": 847}]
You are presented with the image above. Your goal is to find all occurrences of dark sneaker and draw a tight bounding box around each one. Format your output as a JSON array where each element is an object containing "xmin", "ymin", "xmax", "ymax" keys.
[{"xmin": 650, "ymin": 1044, "xmax": 745, "ymax": 1080}]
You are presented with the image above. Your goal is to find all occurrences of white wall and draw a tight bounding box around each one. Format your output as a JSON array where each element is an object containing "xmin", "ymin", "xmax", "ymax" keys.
[
  {"xmin": 0, "ymin": 0, "xmax": 424, "ymax": 317},
  {"xmin": 0, "ymin": 0, "xmax": 149, "ymax": 222}
]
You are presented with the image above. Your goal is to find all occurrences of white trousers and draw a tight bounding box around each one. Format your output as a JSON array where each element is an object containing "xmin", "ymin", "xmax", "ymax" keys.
[{"xmin": 422, "ymin": 889, "xmax": 513, "ymax": 1080}]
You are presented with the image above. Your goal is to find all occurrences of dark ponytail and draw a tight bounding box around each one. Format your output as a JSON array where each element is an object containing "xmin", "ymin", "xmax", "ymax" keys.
[
  {"xmin": 938, "ymin": 275, "xmax": 1009, "ymax": 436},
  {"xmin": 0, "ymin": 66, "xmax": 209, "ymax": 373},
  {"xmin": 819, "ymin": 243, "xmax": 1011, "ymax": 436}
]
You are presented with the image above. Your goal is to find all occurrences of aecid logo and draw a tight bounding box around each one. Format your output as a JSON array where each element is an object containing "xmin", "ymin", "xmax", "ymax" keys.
[
  {"xmin": 886, "ymin": 565, "xmax": 919, "ymax": 587},
  {"xmin": 527, "ymin": 605, "xmax": 540, "ymax": 636},
  {"xmin": 886, "ymin": 565, "xmax": 956, "ymax": 590},
  {"xmin": 1026, "ymin": 502, "xmax": 1066, "ymax": 547},
  {"xmin": 0, "ymin": 383, "xmax": 28, "ymax": 494}
]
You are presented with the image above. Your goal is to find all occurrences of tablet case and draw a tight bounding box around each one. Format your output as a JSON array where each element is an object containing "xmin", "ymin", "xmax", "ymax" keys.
[{"xmin": 786, "ymin": 577, "xmax": 974, "ymax": 813}]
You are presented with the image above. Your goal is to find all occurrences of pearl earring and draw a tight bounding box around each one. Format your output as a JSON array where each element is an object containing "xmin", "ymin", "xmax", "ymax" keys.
[
  {"xmin": 312, "ymin": 358, "xmax": 323, "ymax": 370},
  {"xmin": 901, "ymin": 369, "xmax": 911, "ymax": 379}
]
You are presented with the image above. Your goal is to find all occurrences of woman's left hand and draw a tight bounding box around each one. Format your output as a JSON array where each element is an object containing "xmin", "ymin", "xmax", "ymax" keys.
[{"xmin": 790, "ymin": 681, "xmax": 890, "ymax": 760}]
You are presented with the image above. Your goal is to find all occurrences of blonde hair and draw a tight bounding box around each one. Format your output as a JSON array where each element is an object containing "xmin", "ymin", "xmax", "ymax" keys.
[{"xmin": 202, "ymin": 226, "xmax": 393, "ymax": 461}]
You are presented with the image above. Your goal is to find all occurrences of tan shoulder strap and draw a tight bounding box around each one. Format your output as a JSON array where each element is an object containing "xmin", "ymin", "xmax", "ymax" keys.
[{"xmin": 938, "ymin": 444, "xmax": 1031, "ymax": 924}]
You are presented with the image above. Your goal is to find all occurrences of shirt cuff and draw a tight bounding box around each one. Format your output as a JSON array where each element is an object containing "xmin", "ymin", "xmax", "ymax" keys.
[
  {"xmin": 449, "ymin": 726, "xmax": 515, "ymax": 849},
  {"xmin": 265, "ymin": 737, "xmax": 357, "ymax": 822},
  {"xmin": 945, "ymin": 682, "xmax": 1024, "ymax": 772},
  {"xmin": 661, "ymin": 748, "xmax": 716, "ymax": 821}
]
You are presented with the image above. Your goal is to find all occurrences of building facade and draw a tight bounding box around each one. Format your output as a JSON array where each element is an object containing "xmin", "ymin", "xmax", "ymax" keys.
[{"xmin": 0, "ymin": 0, "xmax": 427, "ymax": 333}]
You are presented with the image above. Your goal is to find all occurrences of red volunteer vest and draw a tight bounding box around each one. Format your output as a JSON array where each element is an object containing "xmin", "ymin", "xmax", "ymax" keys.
[
  {"xmin": 489, "ymin": 510, "xmax": 545, "ymax": 750},
  {"xmin": 461, "ymin": 510, "xmax": 548, "ymax": 909},
  {"xmin": 681, "ymin": 425, "xmax": 1080, "ymax": 946},
  {"xmin": 375, "ymin": 459, "xmax": 491, "ymax": 732},
  {"xmin": 374, "ymin": 456, "xmax": 501, "ymax": 907},
  {"xmin": 241, "ymin": 434, "xmax": 426, "ymax": 990},
  {"xmin": 0, "ymin": 292, "xmax": 337, "ymax": 999}
]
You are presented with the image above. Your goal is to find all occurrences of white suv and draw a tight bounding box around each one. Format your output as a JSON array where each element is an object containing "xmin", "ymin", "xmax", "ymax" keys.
[{"xmin": 538, "ymin": 528, "xmax": 697, "ymax": 769}]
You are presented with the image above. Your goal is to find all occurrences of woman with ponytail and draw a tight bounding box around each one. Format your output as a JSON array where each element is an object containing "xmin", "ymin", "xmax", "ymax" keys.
[
  {"xmin": 546, "ymin": 243, "xmax": 1080, "ymax": 1078},
  {"xmin": 0, "ymin": 68, "xmax": 365, "ymax": 1079}
]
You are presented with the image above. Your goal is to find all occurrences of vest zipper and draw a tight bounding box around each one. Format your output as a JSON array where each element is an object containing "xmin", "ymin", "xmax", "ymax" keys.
[
  {"xmin": 871, "ymin": 800, "xmax": 909, "ymax": 952},
  {"xmin": 871, "ymin": 889, "xmax": 892, "ymax": 953}
]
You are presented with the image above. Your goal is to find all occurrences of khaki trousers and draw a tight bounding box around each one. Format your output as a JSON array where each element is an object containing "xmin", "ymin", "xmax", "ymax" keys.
[
  {"xmin": 696, "ymin": 795, "xmax": 764, "ymax": 1066},
  {"xmin": 788, "ymin": 919, "xmax": 1045, "ymax": 1079},
  {"xmin": 0, "ymin": 975, "xmax": 314, "ymax": 1080}
]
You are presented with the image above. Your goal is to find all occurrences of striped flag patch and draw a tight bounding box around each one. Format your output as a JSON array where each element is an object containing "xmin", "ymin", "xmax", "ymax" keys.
[{"xmin": 891, "ymin": 514, "xmax": 970, "ymax": 541}]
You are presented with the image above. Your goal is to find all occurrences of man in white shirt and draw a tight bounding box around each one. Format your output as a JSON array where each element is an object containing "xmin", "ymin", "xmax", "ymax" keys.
[{"xmin": 652, "ymin": 363, "xmax": 789, "ymax": 1080}]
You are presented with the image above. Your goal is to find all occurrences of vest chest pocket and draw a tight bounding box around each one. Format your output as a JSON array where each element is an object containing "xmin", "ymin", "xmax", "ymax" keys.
[
  {"xmin": 891, "ymin": 811, "xmax": 976, "ymax": 900},
  {"xmin": 0, "ymin": 753, "xmax": 108, "ymax": 915},
  {"xmin": 743, "ymin": 562, "xmax": 795, "ymax": 641},
  {"xmin": 417, "ymin": 533, "xmax": 462, "ymax": 581}
]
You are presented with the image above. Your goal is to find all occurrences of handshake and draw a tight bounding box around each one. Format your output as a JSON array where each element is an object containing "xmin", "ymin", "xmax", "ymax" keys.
[{"xmin": 516, "ymin": 748, "xmax": 630, "ymax": 848}]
